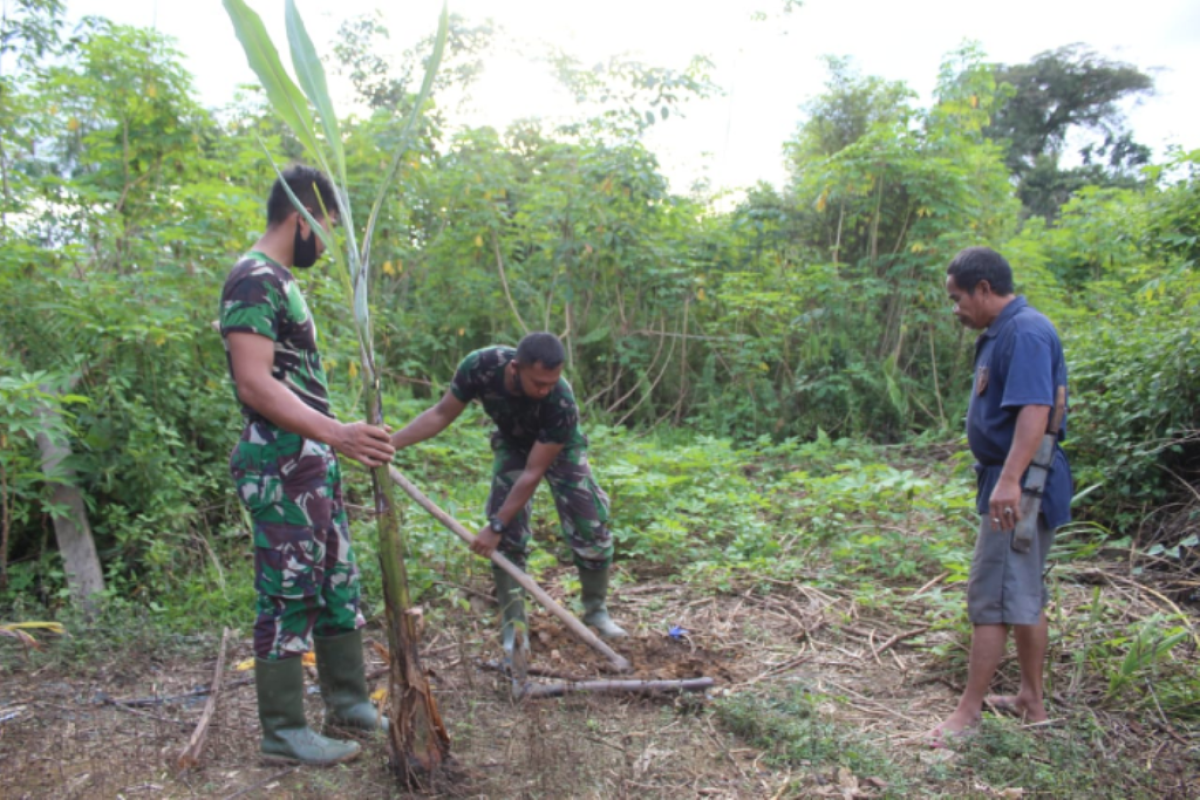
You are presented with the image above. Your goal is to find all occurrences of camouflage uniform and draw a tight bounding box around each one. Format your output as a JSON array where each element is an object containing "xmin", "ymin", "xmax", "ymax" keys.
[
  {"xmin": 452, "ymin": 347, "xmax": 613, "ymax": 570},
  {"xmin": 220, "ymin": 252, "xmax": 363, "ymax": 661}
]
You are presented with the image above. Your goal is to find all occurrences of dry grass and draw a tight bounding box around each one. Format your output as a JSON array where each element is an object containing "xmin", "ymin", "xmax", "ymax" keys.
[{"xmin": 1, "ymin": 565, "xmax": 1198, "ymax": 799}]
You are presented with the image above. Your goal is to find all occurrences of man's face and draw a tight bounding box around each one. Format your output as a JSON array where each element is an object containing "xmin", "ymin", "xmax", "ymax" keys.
[
  {"xmin": 513, "ymin": 361, "xmax": 563, "ymax": 400},
  {"xmin": 946, "ymin": 274, "xmax": 987, "ymax": 330}
]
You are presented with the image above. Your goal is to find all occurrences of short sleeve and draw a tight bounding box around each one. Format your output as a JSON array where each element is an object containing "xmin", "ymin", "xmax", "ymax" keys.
[
  {"xmin": 1000, "ymin": 329, "xmax": 1055, "ymax": 410},
  {"xmin": 449, "ymin": 351, "xmax": 482, "ymax": 403},
  {"xmin": 220, "ymin": 268, "xmax": 285, "ymax": 341},
  {"xmin": 537, "ymin": 385, "xmax": 580, "ymax": 445}
]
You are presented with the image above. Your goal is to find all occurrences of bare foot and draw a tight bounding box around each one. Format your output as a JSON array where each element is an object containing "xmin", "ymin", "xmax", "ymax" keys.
[
  {"xmin": 985, "ymin": 694, "xmax": 1047, "ymax": 723},
  {"xmin": 927, "ymin": 709, "xmax": 980, "ymax": 748}
]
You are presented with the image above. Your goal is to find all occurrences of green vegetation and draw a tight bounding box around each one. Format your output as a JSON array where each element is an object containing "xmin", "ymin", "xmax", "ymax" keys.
[
  {"xmin": 0, "ymin": 2, "xmax": 1198, "ymax": 794},
  {"xmin": 716, "ymin": 685, "xmax": 909, "ymax": 793}
]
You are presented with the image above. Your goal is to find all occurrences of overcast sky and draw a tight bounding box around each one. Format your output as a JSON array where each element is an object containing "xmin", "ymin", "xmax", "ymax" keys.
[{"xmin": 68, "ymin": 0, "xmax": 1200, "ymax": 194}]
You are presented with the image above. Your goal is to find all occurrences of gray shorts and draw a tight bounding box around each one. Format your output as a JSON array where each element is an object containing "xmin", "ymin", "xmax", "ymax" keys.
[{"xmin": 966, "ymin": 514, "xmax": 1054, "ymax": 626}]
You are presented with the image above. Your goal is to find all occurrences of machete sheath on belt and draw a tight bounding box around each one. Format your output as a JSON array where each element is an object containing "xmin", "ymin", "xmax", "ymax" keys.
[{"xmin": 1012, "ymin": 385, "xmax": 1066, "ymax": 553}]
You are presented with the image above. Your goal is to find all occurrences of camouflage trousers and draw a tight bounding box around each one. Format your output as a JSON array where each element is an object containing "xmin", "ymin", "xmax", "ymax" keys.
[
  {"xmin": 487, "ymin": 434, "xmax": 613, "ymax": 570},
  {"xmin": 229, "ymin": 421, "xmax": 364, "ymax": 660}
]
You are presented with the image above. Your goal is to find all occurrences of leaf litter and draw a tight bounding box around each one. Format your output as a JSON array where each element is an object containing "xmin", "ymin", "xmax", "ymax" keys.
[{"xmin": 1, "ymin": 564, "xmax": 1197, "ymax": 798}]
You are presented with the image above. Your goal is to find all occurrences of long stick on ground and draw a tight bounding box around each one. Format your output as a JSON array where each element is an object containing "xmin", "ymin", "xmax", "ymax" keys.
[
  {"xmin": 389, "ymin": 466, "xmax": 632, "ymax": 673},
  {"xmin": 175, "ymin": 627, "xmax": 231, "ymax": 771},
  {"xmin": 520, "ymin": 677, "xmax": 713, "ymax": 700}
]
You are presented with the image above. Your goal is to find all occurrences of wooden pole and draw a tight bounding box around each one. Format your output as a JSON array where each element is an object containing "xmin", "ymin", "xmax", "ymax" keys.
[
  {"xmin": 520, "ymin": 677, "xmax": 713, "ymax": 700},
  {"xmin": 388, "ymin": 467, "xmax": 632, "ymax": 673}
]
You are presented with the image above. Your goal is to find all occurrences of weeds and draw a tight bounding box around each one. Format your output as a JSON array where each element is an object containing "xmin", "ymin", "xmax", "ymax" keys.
[
  {"xmin": 0, "ymin": 595, "xmax": 216, "ymax": 677},
  {"xmin": 715, "ymin": 685, "xmax": 909, "ymax": 794},
  {"xmin": 950, "ymin": 717, "xmax": 1165, "ymax": 799}
]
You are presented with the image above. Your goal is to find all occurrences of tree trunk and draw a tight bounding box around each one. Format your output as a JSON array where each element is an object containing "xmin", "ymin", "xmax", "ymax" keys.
[
  {"xmin": 366, "ymin": 382, "xmax": 450, "ymax": 785},
  {"xmin": 34, "ymin": 387, "xmax": 105, "ymax": 608}
]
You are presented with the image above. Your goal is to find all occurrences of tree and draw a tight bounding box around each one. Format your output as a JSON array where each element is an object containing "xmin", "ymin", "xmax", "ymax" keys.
[
  {"xmin": 0, "ymin": 0, "xmax": 65, "ymax": 228},
  {"xmin": 985, "ymin": 44, "xmax": 1154, "ymax": 221},
  {"xmin": 547, "ymin": 49, "xmax": 719, "ymax": 141},
  {"xmin": 334, "ymin": 10, "xmax": 494, "ymax": 117},
  {"xmin": 764, "ymin": 48, "xmax": 1018, "ymax": 438}
]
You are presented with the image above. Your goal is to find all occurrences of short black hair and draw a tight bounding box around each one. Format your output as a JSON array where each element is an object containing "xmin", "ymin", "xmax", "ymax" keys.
[
  {"xmin": 266, "ymin": 165, "xmax": 339, "ymax": 226},
  {"xmin": 947, "ymin": 246, "xmax": 1014, "ymax": 296},
  {"xmin": 515, "ymin": 332, "xmax": 565, "ymax": 370}
]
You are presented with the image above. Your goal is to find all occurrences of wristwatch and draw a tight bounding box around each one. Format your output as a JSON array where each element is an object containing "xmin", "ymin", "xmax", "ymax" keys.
[{"xmin": 488, "ymin": 516, "xmax": 506, "ymax": 534}]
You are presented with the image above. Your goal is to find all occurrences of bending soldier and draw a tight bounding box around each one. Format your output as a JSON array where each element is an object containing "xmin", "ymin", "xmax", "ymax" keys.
[{"xmin": 391, "ymin": 333, "xmax": 627, "ymax": 666}]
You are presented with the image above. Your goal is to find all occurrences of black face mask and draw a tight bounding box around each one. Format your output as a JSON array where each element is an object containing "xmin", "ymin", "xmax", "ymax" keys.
[{"xmin": 293, "ymin": 219, "xmax": 320, "ymax": 269}]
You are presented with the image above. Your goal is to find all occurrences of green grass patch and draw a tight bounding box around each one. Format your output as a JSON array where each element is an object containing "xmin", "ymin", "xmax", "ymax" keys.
[
  {"xmin": 946, "ymin": 717, "xmax": 1168, "ymax": 799},
  {"xmin": 715, "ymin": 685, "xmax": 910, "ymax": 795}
]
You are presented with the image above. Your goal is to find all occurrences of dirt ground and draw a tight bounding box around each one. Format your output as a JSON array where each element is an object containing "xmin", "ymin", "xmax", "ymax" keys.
[{"xmin": 1, "ymin": 569, "xmax": 1197, "ymax": 799}]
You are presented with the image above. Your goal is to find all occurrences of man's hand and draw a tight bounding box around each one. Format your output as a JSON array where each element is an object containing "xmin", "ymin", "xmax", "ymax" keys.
[
  {"xmin": 989, "ymin": 475, "xmax": 1022, "ymax": 532},
  {"xmin": 332, "ymin": 421, "xmax": 395, "ymax": 467},
  {"xmin": 470, "ymin": 522, "xmax": 502, "ymax": 558}
]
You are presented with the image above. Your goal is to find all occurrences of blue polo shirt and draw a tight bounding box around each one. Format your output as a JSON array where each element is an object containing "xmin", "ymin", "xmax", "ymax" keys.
[{"xmin": 966, "ymin": 296, "xmax": 1072, "ymax": 530}]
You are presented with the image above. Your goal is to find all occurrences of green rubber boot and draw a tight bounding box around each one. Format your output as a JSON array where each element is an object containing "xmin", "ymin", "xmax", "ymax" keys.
[
  {"xmin": 493, "ymin": 565, "xmax": 530, "ymax": 666},
  {"xmin": 313, "ymin": 629, "xmax": 387, "ymax": 736},
  {"xmin": 579, "ymin": 567, "xmax": 628, "ymax": 638},
  {"xmin": 255, "ymin": 656, "xmax": 361, "ymax": 766}
]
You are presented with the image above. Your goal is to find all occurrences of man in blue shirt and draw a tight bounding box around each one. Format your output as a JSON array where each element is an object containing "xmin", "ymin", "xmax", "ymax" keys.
[{"xmin": 931, "ymin": 247, "xmax": 1071, "ymax": 745}]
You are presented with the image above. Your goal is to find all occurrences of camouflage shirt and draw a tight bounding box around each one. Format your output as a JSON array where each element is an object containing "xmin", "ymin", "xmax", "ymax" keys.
[
  {"xmin": 219, "ymin": 252, "xmax": 331, "ymax": 423},
  {"xmin": 450, "ymin": 346, "xmax": 586, "ymax": 450}
]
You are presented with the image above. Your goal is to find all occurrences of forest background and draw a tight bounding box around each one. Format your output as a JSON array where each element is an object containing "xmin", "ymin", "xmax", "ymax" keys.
[{"xmin": 1, "ymin": 0, "xmax": 1199, "ymax": 790}]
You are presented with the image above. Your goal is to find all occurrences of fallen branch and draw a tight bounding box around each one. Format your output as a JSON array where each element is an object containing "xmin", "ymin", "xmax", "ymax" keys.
[
  {"xmin": 912, "ymin": 572, "xmax": 949, "ymax": 597},
  {"xmin": 519, "ymin": 677, "xmax": 713, "ymax": 700},
  {"xmin": 874, "ymin": 625, "xmax": 931, "ymax": 656},
  {"xmin": 390, "ymin": 466, "xmax": 632, "ymax": 673},
  {"xmin": 175, "ymin": 627, "xmax": 231, "ymax": 772}
]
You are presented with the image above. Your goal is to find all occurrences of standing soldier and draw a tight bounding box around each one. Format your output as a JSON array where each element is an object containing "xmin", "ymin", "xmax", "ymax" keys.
[
  {"xmin": 930, "ymin": 246, "xmax": 1072, "ymax": 745},
  {"xmin": 391, "ymin": 333, "xmax": 627, "ymax": 667},
  {"xmin": 220, "ymin": 166, "xmax": 394, "ymax": 765}
]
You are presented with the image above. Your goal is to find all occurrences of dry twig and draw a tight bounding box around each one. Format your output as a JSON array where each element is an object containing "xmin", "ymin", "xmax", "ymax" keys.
[{"xmin": 175, "ymin": 627, "xmax": 231, "ymax": 771}]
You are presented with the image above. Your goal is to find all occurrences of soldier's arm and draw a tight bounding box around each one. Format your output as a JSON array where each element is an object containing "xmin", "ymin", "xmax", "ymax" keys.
[
  {"xmin": 391, "ymin": 389, "xmax": 467, "ymax": 449},
  {"xmin": 227, "ymin": 332, "xmax": 394, "ymax": 467},
  {"xmin": 491, "ymin": 441, "xmax": 563, "ymax": 527}
]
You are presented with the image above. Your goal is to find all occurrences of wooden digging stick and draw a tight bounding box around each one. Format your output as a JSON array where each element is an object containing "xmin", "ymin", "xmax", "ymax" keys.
[{"xmin": 388, "ymin": 466, "xmax": 632, "ymax": 673}]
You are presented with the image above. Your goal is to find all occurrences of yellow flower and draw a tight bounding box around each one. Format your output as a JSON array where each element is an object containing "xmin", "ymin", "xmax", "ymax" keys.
[{"xmin": 348, "ymin": 361, "xmax": 359, "ymax": 379}]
